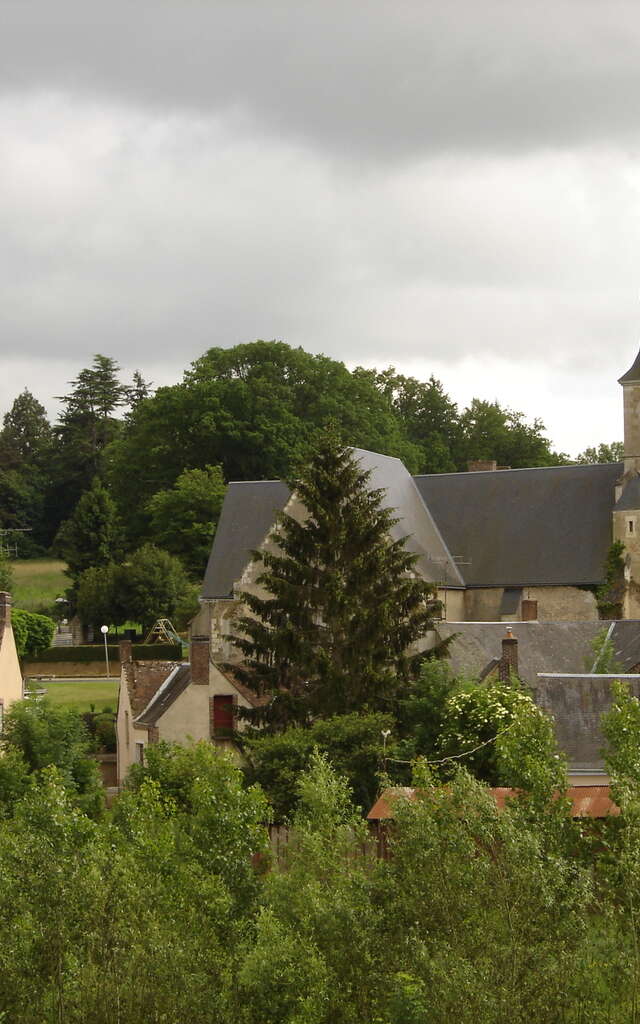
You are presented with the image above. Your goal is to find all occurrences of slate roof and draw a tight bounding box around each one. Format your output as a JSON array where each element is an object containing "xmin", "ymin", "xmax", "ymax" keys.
[
  {"xmin": 534, "ymin": 673, "xmax": 640, "ymax": 769},
  {"xmin": 201, "ymin": 449, "xmax": 463, "ymax": 599},
  {"xmin": 202, "ymin": 453, "xmax": 623, "ymax": 597},
  {"xmin": 349, "ymin": 450, "xmax": 463, "ymax": 586},
  {"xmin": 436, "ymin": 620, "xmax": 606, "ymax": 686},
  {"xmin": 609, "ymin": 620, "xmax": 640, "ymax": 670},
  {"xmin": 615, "ymin": 475, "xmax": 640, "ymax": 511},
  {"xmin": 619, "ymin": 347, "xmax": 640, "ymax": 384},
  {"xmin": 202, "ymin": 480, "xmax": 290, "ymax": 599},
  {"xmin": 415, "ymin": 462, "xmax": 622, "ymax": 587}
]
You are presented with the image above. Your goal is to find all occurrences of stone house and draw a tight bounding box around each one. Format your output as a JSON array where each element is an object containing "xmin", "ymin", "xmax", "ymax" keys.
[
  {"xmin": 0, "ymin": 592, "xmax": 24, "ymax": 726},
  {"xmin": 116, "ymin": 637, "xmax": 266, "ymax": 785}
]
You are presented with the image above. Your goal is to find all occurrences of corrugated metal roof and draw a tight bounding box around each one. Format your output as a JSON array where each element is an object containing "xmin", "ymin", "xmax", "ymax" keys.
[{"xmin": 368, "ymin": 786, "xmax": 620, "ymax": 820}]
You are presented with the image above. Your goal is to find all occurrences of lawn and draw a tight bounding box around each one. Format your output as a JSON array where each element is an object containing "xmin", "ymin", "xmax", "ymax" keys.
[
  {"xmin": 26, "ymin": 679, "xmax": 119, "ymax": 713},
  {"xmin": 11, "ymin": 558, "xmax": 68, "ymax": 614}
]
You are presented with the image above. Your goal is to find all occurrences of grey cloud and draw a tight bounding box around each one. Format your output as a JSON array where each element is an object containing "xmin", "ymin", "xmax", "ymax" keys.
[{"xmin": 3, "ymin": 1, "xmax": 640, "ymax": 159}]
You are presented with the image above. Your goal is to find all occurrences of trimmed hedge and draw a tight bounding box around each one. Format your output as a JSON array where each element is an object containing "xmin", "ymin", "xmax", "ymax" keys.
[{"xmin": 24, "ymin": 643, "xmax": 183, "ymax": 664}]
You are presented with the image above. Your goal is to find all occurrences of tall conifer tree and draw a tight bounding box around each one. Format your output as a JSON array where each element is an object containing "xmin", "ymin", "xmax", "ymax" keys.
[{"xmin": 232, "ymin": 431, "xmax": 440, "ymax": 727}]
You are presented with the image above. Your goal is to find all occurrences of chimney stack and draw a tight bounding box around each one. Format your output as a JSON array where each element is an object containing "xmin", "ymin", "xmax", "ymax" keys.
[
  {"xmin": 467, "ymin": 460, "xmax": 497, "ymax": 473},
  {"xmin": 499, "ymin": 626, "xmax": 519, "ymax": 681},
  {"xmin": 118, "ymin": 638, "xmax": 133, "ymax": 666},
  {"xmin": 0, "ymin": 591, "xmax": 11, "ymax": 630},
  {"xmin": 191, "ymin": 636, "xmax": 210, "ymax": 685}
]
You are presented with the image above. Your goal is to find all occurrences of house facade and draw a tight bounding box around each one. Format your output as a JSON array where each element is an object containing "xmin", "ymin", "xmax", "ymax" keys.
[
  {"xmin": 116, "ymin": 637, "xmax": 265, "ymax": 785},
  {"xmin": 0, "ymin": 592, "xmax": 24, "ymax": 725}
]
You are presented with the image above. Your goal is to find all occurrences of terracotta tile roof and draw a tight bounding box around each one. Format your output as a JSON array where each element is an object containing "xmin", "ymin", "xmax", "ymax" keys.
[
  {"xmin": 368, "ymin": 786, "xmax": 620, "ymax": 821},
  {"xmin": 217, "ymin": 663, "xmax": 272, "ymax": 708}
]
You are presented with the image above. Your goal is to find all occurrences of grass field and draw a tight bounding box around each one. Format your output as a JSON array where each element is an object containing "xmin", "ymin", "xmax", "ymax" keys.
[
  {"xmin": 11, "ymin": 558, "xmax": 68, "ymax": 613},
  {"xmin": 26, "ymin": 680, "xmax": 119, "ymax": 713}
]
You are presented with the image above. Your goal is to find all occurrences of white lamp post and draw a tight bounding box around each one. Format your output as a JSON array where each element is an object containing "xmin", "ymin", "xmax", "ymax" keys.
[{"xmin": 100, "ymin": 625, "xmax": 110, "ymax": 678}]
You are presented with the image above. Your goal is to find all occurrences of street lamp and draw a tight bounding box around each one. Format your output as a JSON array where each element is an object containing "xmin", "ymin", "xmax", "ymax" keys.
[{"xmin": 100, "ymin": 625, "xmax": 110, "ymax": 678}]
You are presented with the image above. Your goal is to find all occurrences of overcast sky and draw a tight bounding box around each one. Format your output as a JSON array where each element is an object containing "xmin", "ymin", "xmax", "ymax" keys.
[{"xmin": 2, "ymin": 0, "xmax": 640, "ymax": 456}]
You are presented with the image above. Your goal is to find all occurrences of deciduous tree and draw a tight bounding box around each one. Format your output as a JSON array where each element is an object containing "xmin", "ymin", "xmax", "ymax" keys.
[{"xmin": 146, "ymin": 464, "xmax": 226, "ymax": 578}]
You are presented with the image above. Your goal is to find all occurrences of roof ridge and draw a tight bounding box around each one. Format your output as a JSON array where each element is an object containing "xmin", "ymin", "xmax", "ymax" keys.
[{"xmin": 414, "ymin": 462, "xmax": 623, "ymax": 480}]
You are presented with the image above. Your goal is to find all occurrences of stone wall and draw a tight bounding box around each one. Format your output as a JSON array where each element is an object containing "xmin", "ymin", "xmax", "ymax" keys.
[{"xmin": 463, "ymin": 586, "xmax": 598, "ymax": 622}]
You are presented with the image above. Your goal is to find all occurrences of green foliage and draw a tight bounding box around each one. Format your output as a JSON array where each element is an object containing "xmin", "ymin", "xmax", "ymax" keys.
[
  {"xmin": 233, "ymin": 430, "xmax": 440, "ymax": 727},
  {"xmin": 11, "ymin": 608, "xmax": 55, "ymax": 657},
  {"xmin": 121, "ymin": 740, "xmax": 270, "ymax": 906},
  {"xmin": 146, "ymin": 464, "xmax": 226, "ymax": 578},
  {"xmin": 590, "ymin": 625, "xmax": 623, "ymax": 673},
  {"xmin": 107, "ymin": 340, "xmax": 425, "ymax": 541},
  {"xmin": 11, "ymin": 558, "xmax": 67, "ymax": 615},
  {"xmin": 431, "ymin": 678, "xmax": 559, "ymax": 788},
  {"xmin": 371, "ymin": 367, "xmax": 462, "ymax": 473},
  {"xmin": 76, "ymin": 563, "xmax": 122, "ymax": 626},
  {"xmin": 22, "ymin": 643, "xmax": 182, "ymax": 663},
  {"xmin": 46, "ymin": 355, "xmax": 128, "ymax": 541},
  {"xmin": 54, "ymin": 477, "xmax": 125, "ymax": 583},
  {"xmin": 0, "ymin": 389, "xmax": 52, "ymax": 547},
  {"xmin": 459, "ymin": 398, "xmax": 568, "ymax": 468},
  {"xmin": 597, "ymin": 540, "xmax": 626, "ymax": 619},
  {"xmin": 242, "ymin": 712, "xmax": 393, "ymax": 820},
  {"xmin": 0, "ymin": 738, "xmax": 636, "ymax": 1021},
  {"xmin": 1, "ymin": 700, "xmax": 104, "ymax": 818},
  {"xmin": 75, "ymin": 542, "xmax": 192, "ymax": 631},
  {"xmin": 602, "ymin": 681, "xmax": 640, "ymax": 797},
  {"xmin": 0, "ymin": 552, "xmax": 12, "ymax": 593},
  {"xmin": 395, "ymin": 659, "xmax": 459, "ymax": 758},
  {"xmin": 118, "ymin": 544, "xmax": 192, "ymax": 631},
  {"xmin": 380, "ymin": 768, "xmax": 603, "ymax": 1023},
  {"xmin": 575, "ymin": 441, "xmax": 624, "ymax": 464}
]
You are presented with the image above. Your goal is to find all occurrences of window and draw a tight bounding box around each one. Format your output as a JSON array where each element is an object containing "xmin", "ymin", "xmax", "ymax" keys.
[
  {"xmin": 630, "ymin": 520, "xmax": 635, "ymax": 535},
  {"xmin": 213, "ymin": 695, "xmax": 235, "ymax": 736},
  {"xmin": 125, "ymin": 710, "xmax": 130, "ymax": 747},
  {"xmin": 135, "ymin": 742, "xmax": 144, "ymax": 765}
]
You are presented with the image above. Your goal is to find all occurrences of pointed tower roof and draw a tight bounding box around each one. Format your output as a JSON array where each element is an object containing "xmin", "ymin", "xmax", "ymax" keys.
[{"xmin": 619, "ymin": 347, "xmax": 640, "ymax": 384}]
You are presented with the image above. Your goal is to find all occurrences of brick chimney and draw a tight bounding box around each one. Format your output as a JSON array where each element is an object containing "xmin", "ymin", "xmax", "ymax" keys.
[
  {"xmin": 191, "ymin": 636, "xmax": 210, "ymax": 685},
  {"xmin": 499, "ymin": 626, "xmax": 518, "ymax": 681},
  {"xmin": 119, "ymin": 638, "xmax": 133, "ymax": 666},
  {"xmin": 0, "ymin": 591, "xmax": 12, "ymax": 630},
  {"xmin": 467, "ymin": 460, "xmax": 497, "ymax": 473}
]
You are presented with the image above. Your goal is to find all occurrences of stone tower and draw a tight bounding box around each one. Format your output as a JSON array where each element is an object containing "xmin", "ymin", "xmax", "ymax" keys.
[
  {"xmin": 619, "ymin": 348, "xmax": 640, "ymax": 475},
  {"xmin": 613, "ymin": 348, "xmax": 640, "ymax": 617}
]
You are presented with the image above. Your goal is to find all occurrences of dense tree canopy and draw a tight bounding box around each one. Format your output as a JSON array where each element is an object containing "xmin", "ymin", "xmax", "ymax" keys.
[
  {"xmin": 146, "ymin": 464, "xmax": 226, "ymax": 577},
  {"xmin": 0, "ymin": 340, "xmax": 575, "ymax": 581},
  {"xmin": 575, "ymin": 441, "xmax": 624, "ymax": 464},
  {"xmin": 55, "ymin": 477, "xmax": 125, "ymax": 583}
]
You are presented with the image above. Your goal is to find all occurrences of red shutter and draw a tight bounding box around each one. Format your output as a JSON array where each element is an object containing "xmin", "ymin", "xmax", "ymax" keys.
[{"xmin": 213, "ymin": 694, "xmax": 234, "ymax": 734}]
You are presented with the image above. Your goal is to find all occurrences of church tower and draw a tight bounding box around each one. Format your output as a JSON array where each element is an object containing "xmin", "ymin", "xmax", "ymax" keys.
[
  {"xmin": 613, "ymin": 348, "xmax": 640, "ymax": 617},
  {"xmin": 619, "ymin": 347, "xmax": 640, "ymax": 475}
]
